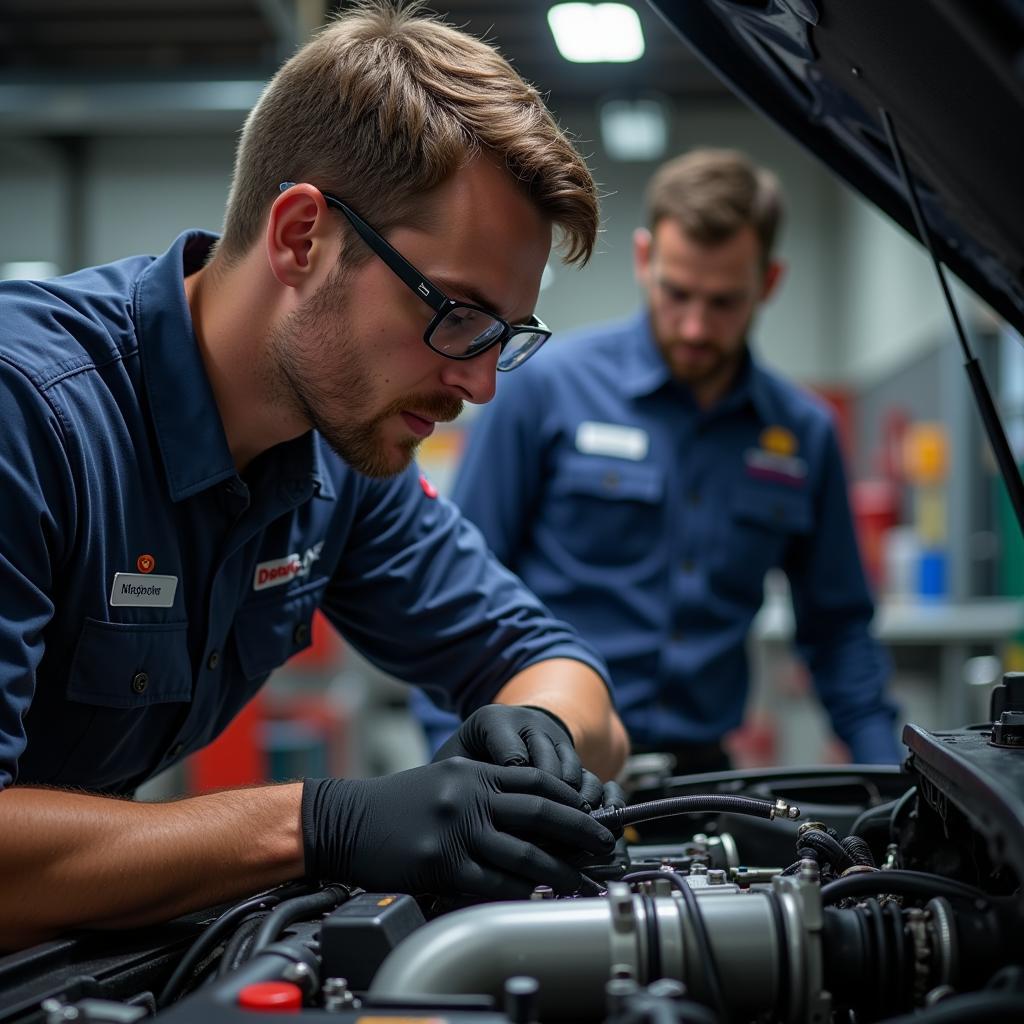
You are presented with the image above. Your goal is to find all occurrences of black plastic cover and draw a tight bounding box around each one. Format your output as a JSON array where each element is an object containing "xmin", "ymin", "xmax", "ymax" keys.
[{"xmin": 319, "ymin": 893, "xmax": 425, "ymax": 991}]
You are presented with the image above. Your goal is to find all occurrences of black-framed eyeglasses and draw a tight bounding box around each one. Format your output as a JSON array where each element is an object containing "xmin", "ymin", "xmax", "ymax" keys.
[{"xmin": 279, "ymin": 182, "xmax": 552, "ymax": 371}]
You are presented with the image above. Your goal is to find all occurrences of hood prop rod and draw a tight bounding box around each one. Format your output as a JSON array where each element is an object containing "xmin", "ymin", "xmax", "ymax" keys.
[{"xmin": 880, "ymin": 106, "xmax": 1024, "ymax": 542}]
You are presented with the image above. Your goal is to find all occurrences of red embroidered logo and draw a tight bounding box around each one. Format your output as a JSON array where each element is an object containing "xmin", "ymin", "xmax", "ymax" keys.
[{"xmin": 136, "ymin": 553, "xmax": 155, "ymax": 574}]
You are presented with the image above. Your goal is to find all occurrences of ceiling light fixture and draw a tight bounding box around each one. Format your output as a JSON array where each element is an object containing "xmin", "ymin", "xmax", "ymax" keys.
[
  {"xmin": 599, "ymin": 96, "xmax": 669, "ymax": 161},
  {"xmin": 547, "ymin": 3, "xmax": 646, "ymax": 64}
]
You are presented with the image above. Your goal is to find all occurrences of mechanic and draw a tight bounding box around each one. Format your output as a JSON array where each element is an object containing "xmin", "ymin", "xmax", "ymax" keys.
[
  {"xmin": 0, "ymin": 3, "xmax": 627, "ymax": 951},
  {"xmin": 412, "ymin": 147, "xmax": 900, "ymax": 772}
]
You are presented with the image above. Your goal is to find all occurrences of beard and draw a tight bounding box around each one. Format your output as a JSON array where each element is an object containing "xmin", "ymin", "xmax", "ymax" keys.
[
  {"xmin": 654, "ymin": 314, "xmax": 754, "ymax": 395},
  {"xmin": 265, "ymin": 264, "xmax": 463, "ymax": 478}
]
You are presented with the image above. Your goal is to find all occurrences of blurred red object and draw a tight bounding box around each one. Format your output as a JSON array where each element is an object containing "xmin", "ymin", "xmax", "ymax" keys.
[
  {"xmin": 188, "ymin": 691, "xmax": 267, "ymax": 792},
  {"xmin": 852, "ymin": 478, "xmax": 901, "ymax": 590},
  {"xmin": 288, "ymin": 610, "xmax": 344, "ymax": 670},
  {"xmin": 725, "ymin": 712, "xmax": 778, "ymax": 769}
]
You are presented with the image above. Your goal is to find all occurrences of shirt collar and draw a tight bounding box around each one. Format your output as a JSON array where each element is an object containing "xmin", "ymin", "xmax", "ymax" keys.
[
  {"xmin": 621, "ymin": 310, "xmax": 675, "ymax": 399},
  {"xmin": 134, "ymin": 230, "xmax": 335, "ymax": 503}
]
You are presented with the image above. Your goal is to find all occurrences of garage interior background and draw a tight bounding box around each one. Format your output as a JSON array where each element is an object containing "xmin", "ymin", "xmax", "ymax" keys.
[{"xmin": 2, "ymin": 0, "xmax": 1023, "ymax": 791}]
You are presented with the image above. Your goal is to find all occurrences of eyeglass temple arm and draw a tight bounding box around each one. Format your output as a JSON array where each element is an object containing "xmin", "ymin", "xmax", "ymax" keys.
[{"xmin": 278, "ymin": 181, "xmax": 447, "ymax": 313}]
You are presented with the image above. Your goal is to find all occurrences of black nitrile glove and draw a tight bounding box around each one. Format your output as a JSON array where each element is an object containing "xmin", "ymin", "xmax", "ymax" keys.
[
  {"xmin": 599, "ymin": 779, "xmax": 627, "ymax": 812},
  {"xmin": 434, "ymin": 704, "xmax": 604, "ymax": 806},
  {"xmin": 302, "ymin": 757, "xmax": 616, "ymax": 898}
]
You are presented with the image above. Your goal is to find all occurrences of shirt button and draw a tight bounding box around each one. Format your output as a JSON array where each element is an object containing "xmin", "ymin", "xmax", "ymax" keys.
[
  {"xmin": 681, "ymin": 559, "xmax": 695, "ymax": 573},
  {"xmin": 671, "ymin": 629, "xmax": 684, "ymax": 643},
  {"xmin": 293, "ymin": 622, "xmax": 310, "ymax": 647},
  {"xmin": 603, "ymin": 472, "xmax": 620, "ymax": 489},
  {"xmin": 168, "ymin": 743, "xmax": 185, "ymax": 759},
  {"xmin": 131, "ymin": 671, "xmax": 149, "ymax": 694},
  {"xmin": 688, "ymin": 490, "xmax": 701, "ymax": 505},
  {"xmin": 207, "ymin": 650, "xmax": 220, "ymax": 670}
]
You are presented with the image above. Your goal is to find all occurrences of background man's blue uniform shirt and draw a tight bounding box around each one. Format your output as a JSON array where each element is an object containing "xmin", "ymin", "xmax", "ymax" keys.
[
  {"xmin": 0, "ymin": 231, "xmax": 610, "ymax": 794},
  {"xmin": 413, "ymin": 312, "xmax": 899, "ymax": 763}
]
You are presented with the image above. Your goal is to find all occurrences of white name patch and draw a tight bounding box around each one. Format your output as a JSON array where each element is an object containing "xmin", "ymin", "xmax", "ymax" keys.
[
  {"xmin": 109, "ymin": 572, "xmax": 179, "ymax": 608},
  {"xmin": 575, "ymin": 421, "xmax": 649, "ymax": 461}
]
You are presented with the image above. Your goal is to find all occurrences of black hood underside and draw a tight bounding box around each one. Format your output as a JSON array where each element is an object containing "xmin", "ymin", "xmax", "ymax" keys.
[{"xmin": 649, "ymin": 0, "xmax": 1024, "ymax": 338}]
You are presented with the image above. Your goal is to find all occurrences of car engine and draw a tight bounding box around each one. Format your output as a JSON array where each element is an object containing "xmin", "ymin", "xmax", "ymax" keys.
[{"xmin": 3, "ymin": 678, "xmax": 1023, "ymax": 1024}]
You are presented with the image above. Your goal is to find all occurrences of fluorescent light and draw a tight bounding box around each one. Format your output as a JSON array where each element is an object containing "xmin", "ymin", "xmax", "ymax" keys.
[
  {"xmin": 0, "ymin": 261, "xmax": 60, "ymax": 280},
  {"xmin": 600, "ymin": 97, "xmax": 669, "ymax": 161},
  {"xmin": 547, "ymin": 3, "xmax": 645, "ymax": 63}
]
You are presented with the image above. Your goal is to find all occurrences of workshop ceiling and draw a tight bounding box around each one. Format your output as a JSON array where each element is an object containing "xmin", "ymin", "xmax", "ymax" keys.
[{"xmin": 0, "ymin": 0, "xmax": 727, "ymax": 103}]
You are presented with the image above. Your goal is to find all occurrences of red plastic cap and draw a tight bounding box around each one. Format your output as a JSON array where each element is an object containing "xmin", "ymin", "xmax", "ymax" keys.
[{"xmin": 237, "ymin": 981, "xmax": 303, "ymax": 1011}]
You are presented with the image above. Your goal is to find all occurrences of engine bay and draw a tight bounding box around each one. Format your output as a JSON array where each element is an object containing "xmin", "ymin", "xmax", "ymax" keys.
[{"xmin": 4, "ymin": 679, "xmax": 1023, "ymax": 1024}]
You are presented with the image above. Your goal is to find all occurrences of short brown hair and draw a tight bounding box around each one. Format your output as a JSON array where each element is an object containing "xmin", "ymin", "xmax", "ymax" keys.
[
  {"xmin": 645, "ymin": 148, "xmax": 784, "ymax": 265},
  {"xmin": 218, "ymin": 0, "xmax": 598, "ymax": 266}
]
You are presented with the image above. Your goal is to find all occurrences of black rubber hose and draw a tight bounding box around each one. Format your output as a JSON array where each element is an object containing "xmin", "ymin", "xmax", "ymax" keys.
[
  {"xmin": 841, "ymin": 834, "xmax": 876, "ymax": 867},
  {"xmin": 889, "ymin": 786, "xmax": 919, "ymax": 841},
  {"xmin": 156, "ymin": 882, "xmax": 313, "ymax": 1007},
  {"xmin": 781, "ymin": 844, "xmax": 819, "ymax": 876},
  {"xmin": 248, "ymin": 884, "xmax": 349, "ymax": 957},
  {"xmin": 849, "ymin": 797, "xmax": 900, "ymax": 839},
  {"xmin": 820, "ymin": 870, "xmax": 989, "ymax": 907},
  {"xmin": 592, "ymin": 795, "xmax": 781, "ymax": 838},
  {"xmin": 218, "ymin": 913, "xmax": 269, "ymax": 976},
  {"xmin": 800, "ymin": 830, "xmax": 857, "ymax": 873},
  {"xmin": 869, "ymin": 991, "xmax": 1024, "ymax": 1024},
  {"xmin": 867, "ymin": 898, "xmax": 888, "ymax": 1015},
  {"xmin": 621, "ymin": 869, "xmax": 728, "ymax": 1022}
]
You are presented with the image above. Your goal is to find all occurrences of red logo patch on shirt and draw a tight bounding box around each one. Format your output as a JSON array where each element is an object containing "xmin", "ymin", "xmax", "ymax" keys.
[
  {"xmin": 136, "ymin": 553, "xmax": 155, "ymax": 574},
  {"xmin": 419, "ymin": 472, "xmax": 438, "ymax": 499}
]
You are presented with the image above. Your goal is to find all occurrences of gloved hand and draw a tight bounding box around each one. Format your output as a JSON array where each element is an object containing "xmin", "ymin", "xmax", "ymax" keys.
[
  {"xmin": 433, "ymin": 704, "xmax": 605, "ymax": 808},
  {"xmin": 302, "ymin": 757, "xmax": 616, "ymax": 898}
]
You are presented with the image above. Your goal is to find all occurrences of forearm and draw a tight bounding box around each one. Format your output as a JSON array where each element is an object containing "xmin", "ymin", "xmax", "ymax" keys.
[
  {"xmin": 495, "ymin": 658, "xmax": 629, "ymax": 780},
  {"xmin": 0, "ymin": 782, "xmax": 305, "ymax": 951}
]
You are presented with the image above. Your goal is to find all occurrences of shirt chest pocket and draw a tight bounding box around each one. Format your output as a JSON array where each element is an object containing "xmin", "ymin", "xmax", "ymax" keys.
[
  {"xmin": 712, "ymin": 481, "xmax": 812, "ymax": 599},
  {"xmin": 67, "ymin": 618, "xmax": 192, "ymax": 707},
  {"xmin": 233, "ymin": 577, "xmax": 326, "ymax": 682},
  {"xmin": 47, "ymin": 619, "xmax": 192, "ymax": 791},
  {"xmin": 548, "ymin": 454, "xmax": 665, "ymax": 568}
]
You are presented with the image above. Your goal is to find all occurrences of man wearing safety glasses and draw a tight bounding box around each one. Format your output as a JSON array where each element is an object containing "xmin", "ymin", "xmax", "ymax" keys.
[{"xmin": 0, "ymin": 2, "xmax": 627, "ymax": 950}]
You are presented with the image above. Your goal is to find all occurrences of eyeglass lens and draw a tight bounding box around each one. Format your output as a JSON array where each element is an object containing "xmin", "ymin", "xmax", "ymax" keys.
[
  {"xmin": 497, "ymin": 331, "xmax": 547, "ymax": 371},
  {"xmin": 430, "ymin": 306, "xmax": 505, "ymax": 358}
]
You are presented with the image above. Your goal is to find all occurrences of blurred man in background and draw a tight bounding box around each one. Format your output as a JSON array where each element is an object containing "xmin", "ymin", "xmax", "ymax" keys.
[{"xmin": 413, "ymin": 147, "xmax": 900, "ymax": 772}]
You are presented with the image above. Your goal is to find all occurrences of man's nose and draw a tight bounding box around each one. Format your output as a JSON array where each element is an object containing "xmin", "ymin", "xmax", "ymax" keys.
[
  {"xmin": 678, "ymin": 302, "xmax": 710, "ymax": 340},
  {"xmin": 438, "ymin": 344, "xmax": 500, "ymax": 404}
]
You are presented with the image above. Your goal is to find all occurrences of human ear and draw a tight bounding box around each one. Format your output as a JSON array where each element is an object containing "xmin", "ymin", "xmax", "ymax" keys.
[
  {"xmin": 633, "ymin": 227, "xmax": 653, "ymax": 287},
  {"xmin": 265, "ymin": 183, "xmax": 338, "ymax": 291},
  {"xmin": 760, "ymin": 259, "xmax": 785, "ymax": 302}
]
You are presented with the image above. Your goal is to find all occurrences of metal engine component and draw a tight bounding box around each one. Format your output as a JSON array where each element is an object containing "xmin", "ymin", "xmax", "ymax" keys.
[{"xmin": 369, "ymin": 876, "xmax": 827, "ymax": 1023}]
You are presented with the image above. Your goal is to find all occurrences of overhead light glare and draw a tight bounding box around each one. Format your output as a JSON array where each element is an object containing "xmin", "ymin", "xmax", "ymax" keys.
[
  {"xmin": 547, "ymin": 3, "xmax": 645, "ymax": 64},
  {"xmin": 600, "ymin": 97, "xmax": 669, "ymax": 161},
  {"xmin": 0, "ymin": 261, "xmax": 60, "ymax": 281}
]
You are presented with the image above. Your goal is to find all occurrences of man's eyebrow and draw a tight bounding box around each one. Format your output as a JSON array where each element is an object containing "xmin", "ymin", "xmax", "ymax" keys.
[{"xmin": 434, "ymin": 277, "xmax": 506, "ymax": 318}]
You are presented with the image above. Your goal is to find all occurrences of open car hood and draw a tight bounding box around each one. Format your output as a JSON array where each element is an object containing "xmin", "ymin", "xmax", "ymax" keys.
[{"xmin": 647, "ymin": 0, "xmax": 1024, "ymax": 339}]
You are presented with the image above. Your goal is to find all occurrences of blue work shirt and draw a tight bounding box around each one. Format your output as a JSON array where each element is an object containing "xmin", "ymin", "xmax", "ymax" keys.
[
  {"xmin": 0, "ymin": 230, "xmax": 610, "ymax": 794},
  {"xmin": 412, "ymin": 312, "xmax": 899, "ymax": 764}
]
